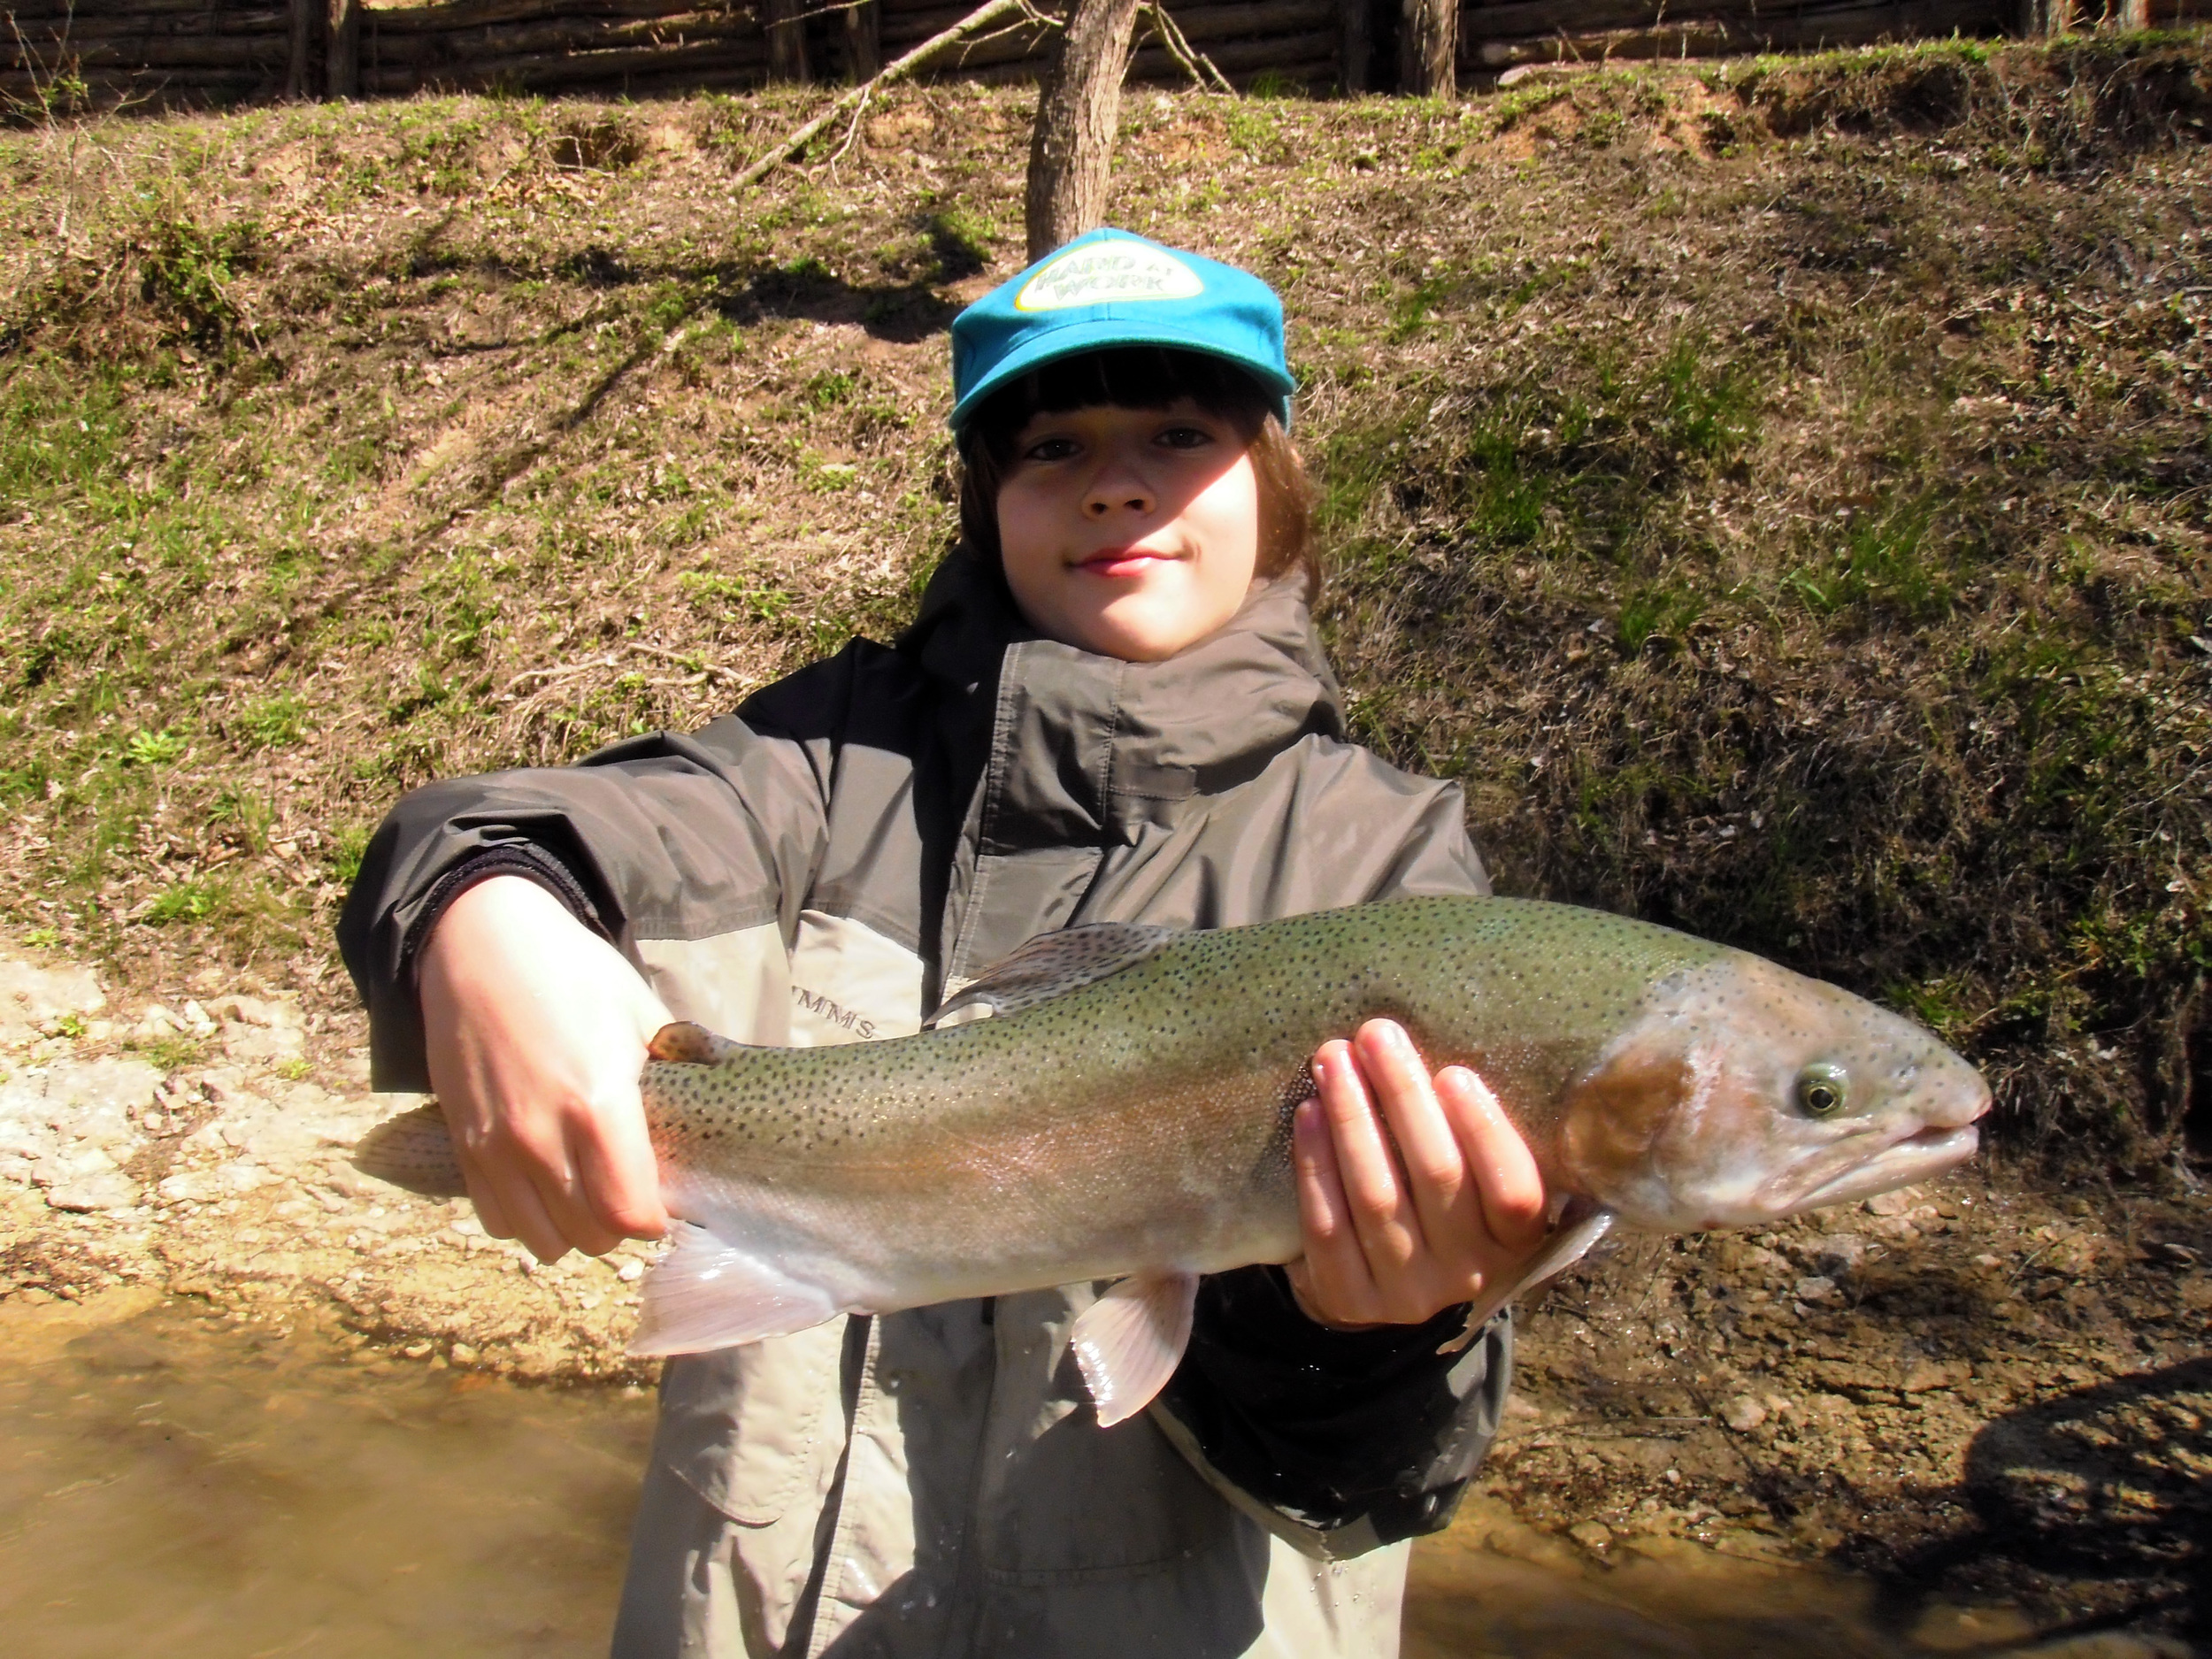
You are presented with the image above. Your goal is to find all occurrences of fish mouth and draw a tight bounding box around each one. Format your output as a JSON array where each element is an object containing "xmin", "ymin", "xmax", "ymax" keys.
[{"xmin": 1788, "ymin": 1123, "xmax": 1982, "ymax": 1213}]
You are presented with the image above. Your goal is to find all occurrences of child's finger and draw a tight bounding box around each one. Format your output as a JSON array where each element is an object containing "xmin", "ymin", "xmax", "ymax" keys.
[
  {"xmin": 474, "ymin": 1146, "xmax": 572, "ymax": 1263},
  {"xmin": 570, "ymin": 1090, "xmax": 668, "ymax": 1246},
  {"xmin": 456, "ymin": 1144, "xmax": 514, "ymax": 1243},
  {"xmin": 1437, "ymin": 1065, "xmax": 1548, "ymax": 1254},
  {"xmin": 1314, "ymin": 1041, "xmax": 1422, "ymax": 1279},
  {"xmin": 1292, "ymin": 1094, "xmax": 1378, "ymax": 1322},
  {"xmin": 1352, "ymin": 1020, "xmax": 1475, "ymax": 1266}
]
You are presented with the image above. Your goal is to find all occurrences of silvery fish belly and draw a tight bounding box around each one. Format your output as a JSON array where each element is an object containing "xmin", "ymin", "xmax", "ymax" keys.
[{"xmin": 353, "ymin": 895, "xmax": 1991, "ymax": 1425}]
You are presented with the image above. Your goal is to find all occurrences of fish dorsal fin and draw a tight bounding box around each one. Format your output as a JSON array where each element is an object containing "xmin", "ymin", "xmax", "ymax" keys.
[
  {"xmin": 1070, "ymin": 1271, "xmax": 1200, "ymax": 1427},
  {"xmin": 1438, "ymin": 1202, "xmax": 1619, "ymax": 1355},
  {"xmin": 926, "ymin": 922, "xmax": 1181, "ymax": 1028}
]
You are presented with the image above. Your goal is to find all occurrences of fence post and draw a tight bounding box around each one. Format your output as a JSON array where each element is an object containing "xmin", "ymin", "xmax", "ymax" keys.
[
  {"xmin": 766, "ymin": 0, "xmax": 811, "ymax": 81},
  {"xmin": 2017, "ymin": 0, "xmax": 2074, "ymax": 32},
  {"xmin": 845, "ymin": 0, "xmax": 880, "ymax": 80},
  {"xmin": 1400, "ymin": 0, "xmax": 1452, "ymax": 95},
  {"xmin": 288, "ymin": 0, "xmax": 322, "ymax": 98},
  {"xmin": 1339, "ymin": 0, "xmax": 1369, "ymax": 90},
  {"xmin": 327, "ymin": 0, "xmax": 359, "ymax": 96}
]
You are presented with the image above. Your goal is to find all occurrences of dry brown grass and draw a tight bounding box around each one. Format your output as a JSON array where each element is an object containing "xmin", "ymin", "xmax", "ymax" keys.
[{"xmin": 0, "ymin": 37, "xmax": 2205, "ymax": 1169}]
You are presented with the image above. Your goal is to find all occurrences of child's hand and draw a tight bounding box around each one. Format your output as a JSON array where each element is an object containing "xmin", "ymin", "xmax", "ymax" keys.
[
  {"xmin": 418, "ymin": 875, "xmax": 672, "ymax": 1263},
  {"xmin": 1286, "ymin": 1019, "xmax": 1547, "ymax": 1329}
]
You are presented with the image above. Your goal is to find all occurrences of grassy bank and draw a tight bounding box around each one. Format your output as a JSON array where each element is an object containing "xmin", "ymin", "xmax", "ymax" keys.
[{"xmin": 0, "ymin": 36, "xmax": 2206, "ymax": 1169}]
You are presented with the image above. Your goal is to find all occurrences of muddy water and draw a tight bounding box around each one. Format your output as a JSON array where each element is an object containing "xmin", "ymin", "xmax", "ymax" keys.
[
  {"xmin": 3, "ymin": 1291, "xmax": 2019, "ymax": 1659},
  {"xmin": 0, "ymin": 1290, "xmax": 656, "ymax": 1658}
]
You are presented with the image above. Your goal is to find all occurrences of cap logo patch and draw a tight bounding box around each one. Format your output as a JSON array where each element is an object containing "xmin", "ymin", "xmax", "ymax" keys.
[{"xmin": 1014, "ymin": 242, "xmax": 1203, "ymax": 311}]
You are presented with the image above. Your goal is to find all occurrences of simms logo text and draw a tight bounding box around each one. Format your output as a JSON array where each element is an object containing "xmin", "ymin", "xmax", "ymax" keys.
[{"xmin": 792, "ymin": 985, "xmax": 877, "ymax": 1041}]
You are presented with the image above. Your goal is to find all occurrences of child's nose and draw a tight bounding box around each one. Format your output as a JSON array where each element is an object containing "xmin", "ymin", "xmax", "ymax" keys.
[{"xmin": 1084, "ymin": 457, "xmax": 1154, "ymax": 518}]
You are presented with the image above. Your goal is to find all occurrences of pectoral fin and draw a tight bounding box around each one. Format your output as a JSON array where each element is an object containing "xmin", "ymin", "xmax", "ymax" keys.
[
  {"xmin": 926, "ymin": 922, "xmax": 1181, "ymax": 1027},
  {"xmin": 1070, "ymin": 1271, "xmax": 1200, "ymax": 1427},
  {"xmin": 630, "ymin": 1223, "xmax": 841, "ymax": 1356},
  {"xmin": 1438, "ymin": 1203, "xmax": 1619, "ymax": 1355}
]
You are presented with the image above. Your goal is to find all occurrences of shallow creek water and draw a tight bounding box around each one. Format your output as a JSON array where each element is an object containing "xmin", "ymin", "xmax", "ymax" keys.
[{"xmin": 3, "ymin": 1291, "xmax": 2016, "ymax": 1659}]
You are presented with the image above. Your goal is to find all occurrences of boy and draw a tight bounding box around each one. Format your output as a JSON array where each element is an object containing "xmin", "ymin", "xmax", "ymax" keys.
[{"xmin": 340, "ymin": 228, "xmax": 1544, "ymax": 1657}]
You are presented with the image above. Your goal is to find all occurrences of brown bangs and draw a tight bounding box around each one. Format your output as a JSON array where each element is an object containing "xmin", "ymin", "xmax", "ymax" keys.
[{"xmin": 956, "ymin": 346, "xmax": 1320, "ymax": 604}]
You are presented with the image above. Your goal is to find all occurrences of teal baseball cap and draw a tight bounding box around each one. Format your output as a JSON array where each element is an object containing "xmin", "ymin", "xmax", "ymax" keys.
[{"xmin": 949, "ymin": 227, "xmax": 1294, "ymax": 434}]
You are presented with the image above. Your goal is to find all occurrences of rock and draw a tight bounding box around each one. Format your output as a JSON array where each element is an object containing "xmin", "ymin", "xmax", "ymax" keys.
[
  {"xmin": 1794, "ymin": 1274, "xmax": 1839, "ymax": 1304},
  {"xmin": 222, "ymin": 1020, "xmax": 306, "ymax": 1064},
  {"xmin": 179, "ymin": 1000, "xmax": 219, "ymax": 1036},
  {"xmin": 180, "ymin": 1121, "xmax": 229, "ymax": 1156},
  {"xmin": 242, "ymin": 1118, "xmax": 324, "ymax": 1162},
  {"xmin": 45, "ymin": 1168, "xmax": 140, "ymax": 1212},
  {"xmin": 1864, "ymin": 1187, "xmax": 1921, "ymax": 1217},
  {"xmin": 0, "ymin": 1059, "xmax": 162, "ymax": 1143},
  {"xmin": 1903, "ymin": 1357, "xmax": 1973, "ymax": 1394},
  {"xmin": 157, "ymin": 1171, "xmax": 214, "ymax": 1204},
  {"xmin": 219, "ymin": 1160, "xmax": 273, "ymax": 1194},
  {"xmin": 1567, "ymin": 1520, "xmax": 1614, "ymax": 1551},
  {"xmin": 0, "ymin": 954, "xmax": 104, "ymax": 1047},
  {"xmin": 1721, "ymin": 1394, "xmax": 1769, "ymax": 1432},
  {"xmin": 207, "ymin": 993, "xmax": 303, "ymax": 1030},
  {"xmin": 1808, "ymin": 1233, "xmax": 1868, "ymax": 1275},
  {"xmin": 134, "ymin": 1003, "xmax": 184, "ymax": 1041}
]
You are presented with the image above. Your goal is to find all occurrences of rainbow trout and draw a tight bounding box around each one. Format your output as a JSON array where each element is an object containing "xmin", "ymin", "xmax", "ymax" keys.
[{"xmin": 357, "ymin": 896, "xmax": 1988, "ymax": 1423}]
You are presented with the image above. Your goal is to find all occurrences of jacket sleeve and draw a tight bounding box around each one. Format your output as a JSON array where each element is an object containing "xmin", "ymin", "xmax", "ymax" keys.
[
  {"xmin": 1156, "ymin": 768, "xmax": 1512, "ymax": 1559},
  {"xmin": 335, "ymin": 676, "xmax": 845, "ymax": 1091}
]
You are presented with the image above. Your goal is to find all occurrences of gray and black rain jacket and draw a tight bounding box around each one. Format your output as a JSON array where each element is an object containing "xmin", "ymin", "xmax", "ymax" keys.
[{"xmin": 339, "ymin": 547, "xmax": 1510, "ymax": 1659}]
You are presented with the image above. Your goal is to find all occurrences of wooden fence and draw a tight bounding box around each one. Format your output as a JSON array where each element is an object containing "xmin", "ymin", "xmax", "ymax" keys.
[{"xmin": 3, "ymin": 0, "xmax": 2206, "ymax": 112}]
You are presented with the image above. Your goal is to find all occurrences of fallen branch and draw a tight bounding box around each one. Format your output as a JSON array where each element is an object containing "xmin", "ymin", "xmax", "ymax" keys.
[
  {"xmin": 1140, "ymin": 1, "xmax": 1229, "ymax": 94},
  {"xmin": 732, "ymin": 0, "xmax": 1032, "ymax": 190}
]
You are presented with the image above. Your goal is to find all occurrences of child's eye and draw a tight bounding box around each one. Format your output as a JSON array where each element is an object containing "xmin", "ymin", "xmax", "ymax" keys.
[
  {"xmin": 1021, "ymin": 436, "xmax": 1080, "ymax": 463},
  {"xmin": 1156, "ymin": 425, "xmax": 1214, "ymax": 450}
]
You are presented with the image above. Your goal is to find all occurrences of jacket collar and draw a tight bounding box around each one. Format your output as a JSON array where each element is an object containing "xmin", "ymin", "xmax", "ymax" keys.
[{"xmin": 902, "ymin": 546, "xmax": 1344, "ymax": 849}]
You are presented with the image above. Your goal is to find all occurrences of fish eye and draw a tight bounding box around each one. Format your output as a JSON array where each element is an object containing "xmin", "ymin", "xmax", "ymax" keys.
[{"xmin": 1796, "ymin": 1063, "xmax": 1848, "ymax": 1118}]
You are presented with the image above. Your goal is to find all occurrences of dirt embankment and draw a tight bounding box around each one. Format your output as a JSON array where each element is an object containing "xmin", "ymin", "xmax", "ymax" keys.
[
  {"xmin": 3, "ymin": 934, "xmax": 2205, "ymax": 1647},
  {"xmin": 0, "ymin": 944, "xmax": 654, "ymax": 1380}
]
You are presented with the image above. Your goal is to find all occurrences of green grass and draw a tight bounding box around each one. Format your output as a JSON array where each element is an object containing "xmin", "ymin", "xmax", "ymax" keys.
[{"xmin": 0, "ymin": 45, "xmax": 2206, "ymax": 1171}]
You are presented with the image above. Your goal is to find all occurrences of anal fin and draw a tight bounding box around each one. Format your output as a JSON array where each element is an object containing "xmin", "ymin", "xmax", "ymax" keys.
[
  {"xmin": 1070, "ymin": 1271, "xmax": 1199, "ymax": 1427},
  {"xmin": 1439, "ymin": 1203, "xmax": 1619, "ymax": 1355},
  {"xmin": 631, "ymin": 1222, "xmax": 841, "ymax": 1356}
]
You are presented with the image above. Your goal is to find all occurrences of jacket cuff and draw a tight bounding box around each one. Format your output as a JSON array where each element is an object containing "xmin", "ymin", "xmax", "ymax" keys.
[
  {"xmin": 1153, "ymin": 1264, "xmax": 1511, "ymax": 1558},
  {"xmin": 397, "ymin": 843, "xmax": 605, "ymax": 990}
]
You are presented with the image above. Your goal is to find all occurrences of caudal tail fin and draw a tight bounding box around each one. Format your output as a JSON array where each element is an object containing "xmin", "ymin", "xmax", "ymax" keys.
[{"xmin": 352, "ymin": 1102, "xmax": 470, "ymax": 1198}]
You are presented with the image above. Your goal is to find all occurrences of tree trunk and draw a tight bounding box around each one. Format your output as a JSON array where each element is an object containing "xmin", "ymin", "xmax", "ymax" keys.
[
  {"xmin": 1398, "ymin": 0, "xmax": 1451, "ymax": 96},
  {"xmin": 1025, "ymin": 0, "xmax": 1144, "ymax": 263},
  {"xmin": 765, "ymin": 0, "xmax": 810, "ymax": 82}
]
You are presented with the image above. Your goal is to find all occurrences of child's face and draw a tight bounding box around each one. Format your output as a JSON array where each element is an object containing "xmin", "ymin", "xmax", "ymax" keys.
[{"xmin": 995, "ymin": 398, "xmax": 1260, "ymax": 663}]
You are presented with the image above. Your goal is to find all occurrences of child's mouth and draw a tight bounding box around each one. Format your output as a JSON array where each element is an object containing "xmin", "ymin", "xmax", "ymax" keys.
[{"xmin": 1077, "ymin": 548, "xmax": 1176, "ymax": 579}]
